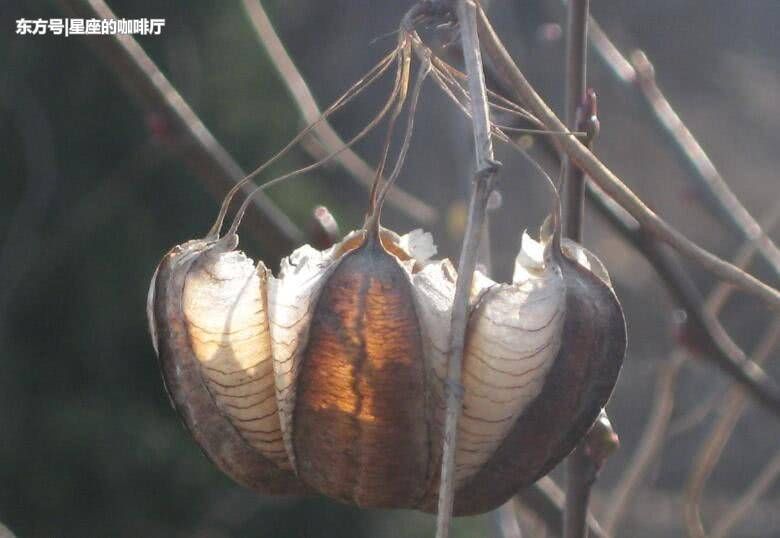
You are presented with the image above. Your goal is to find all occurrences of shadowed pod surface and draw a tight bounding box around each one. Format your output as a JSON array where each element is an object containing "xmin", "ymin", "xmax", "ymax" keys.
[{"xmin": 147, "ymin": 213, "xmax": 626, "ymax": 514}]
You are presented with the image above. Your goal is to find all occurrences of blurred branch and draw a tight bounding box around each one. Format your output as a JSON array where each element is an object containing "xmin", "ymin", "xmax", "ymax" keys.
[
  {"xmin": 603, "ymin": 351, "xmax": 685, "ymax": 536},
  {"xmin": 55, "ymin": 0, "xmax": 304, "ymax": 256},
  {"xmin": 436, "ymin": 1, "xmax": 501, "ymax": 537},
  {"xmin": 710, "ymin": 448, "xmax": 780, "ymax": 538},
  {"xmin": 589, "ymin": 17, "xmax": 780, "ymax": 281},
  {"xmin": 586, "ymin": 184, "xmax": 780, "ymax": 418},
  {"xmin": 517, "ymin": 477, "xmax": 605, "ymax": 538},
  {"xmin": 705, "ymin": 199, "xmax": 780, "ymax": 316},
  {"xmin": 239, "ymin": 0, "xmax": 437, "ymax": 225},
  {"xmin": 489, "ymin": 500, "xmax": 523, "ymax": 538},
  {"xmin": 473, "ymin": 6, "xmax": 780, "ymax": 308},
  {"xmin": 684, "ymin": 315, "xmax": 780, "ymax": 538}
]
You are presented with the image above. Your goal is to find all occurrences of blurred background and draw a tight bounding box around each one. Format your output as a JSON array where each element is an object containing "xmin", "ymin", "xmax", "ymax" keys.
[{"xmin": 1, "ymin": 1, "xmax": 779, "ymax": 536}]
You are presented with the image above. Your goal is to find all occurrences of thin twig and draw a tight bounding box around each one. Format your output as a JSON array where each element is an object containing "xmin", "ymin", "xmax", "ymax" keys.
[
  {"xmin": 586, "ymin": 183, "xmax": 780, "ymax": 418},
  {"xmin": 474, "ymin": 7, "xmax": 780, "ymax": 309},
  {"xmin": 489, "ymin": 500, "xmax": 523, "ymax": 538},
  {"xmin": 239, "ymin": 0, "xmax": 437, "ymax": 224},
  {"xmin": 588, "ymin": 17, "xmax": 780, "ymax": 281},
  {"xmin": 710, "ymin": 448, "xmax": 780, "ymax": 538},
  {"xmin": 705, "ymin": 199, "xmax": 780, "ymax": 317},
  {"xmin": 560, "ymin": 3, "xmax": 609, "ymax": 538},
  {"xmin": 55, "ymin": 0, "xmax": 304, "ymax": 255},
  {"xmin": 436, "ymin": 1, "xmax": 501, "ymax": 537},
  {"xmin": 603, "ymin": 351, "xmax": 685, "ymax": 536},
  {"xmin": 683, "ymin": 316, "xmax": 780, "ymax": 538},
  {"xmin": 561, "ymin": 0, "xmax": 590, "ymax": 240},
  {"xmin": 517, "ymin": 477, "xmax": 606, "ymax": 538}
]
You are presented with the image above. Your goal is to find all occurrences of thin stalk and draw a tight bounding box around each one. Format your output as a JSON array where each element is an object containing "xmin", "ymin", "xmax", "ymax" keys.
[
  {"xmin": 474, "ymin": 6, "xmax": 780, "ymax": 309},
  {"xmin": 603, "ymin": 352, "xmax": 685, "ymax": 535},
  {"xmin": 588, "ymin": 15, "xmax": 780, "ymax": 283},
  {"xmin": 562, "ymin": 0, "xmax": 590, "ymax": 240},
  {"xmin": 710, "ymin": 448, "xmax": 780, "ymax": 538},
  {"xmin": 683, "ymin": 316, "xmax": 780, "ymax": 538},
  {"xmin": 240, "ymin": 0, "xmax": 436, "ymax": 224},
  {"xmin": 560, "ymin": 3, "xmax": 610, "ymax": 538},
  {"xmin": 436, "ymin": 1, "xmax": 501, "ymax": 537}
]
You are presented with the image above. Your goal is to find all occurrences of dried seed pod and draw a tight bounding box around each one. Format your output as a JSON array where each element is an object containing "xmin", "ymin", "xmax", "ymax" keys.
[
  {"xmin": 147, "ymin": 237, "xmax": 306, "ymax": 495},
  {"xmin": 441, "ymin": 231, "xmax": 626, "ymax": 515},
  {"xmin": 147, "ymin": 37, "xmax": 625, "ymax": 515}
]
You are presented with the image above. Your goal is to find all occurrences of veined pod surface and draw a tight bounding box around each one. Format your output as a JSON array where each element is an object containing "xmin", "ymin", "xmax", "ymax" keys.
[{"xmin": 149, "ymin": 217, "xmax": 625, "ymax": 514}]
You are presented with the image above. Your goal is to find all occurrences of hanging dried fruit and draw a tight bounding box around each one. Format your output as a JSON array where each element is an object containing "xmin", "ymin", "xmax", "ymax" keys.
[{"xmin": 147, "ymin": 31, "xmax": 625, "ymax": 515}]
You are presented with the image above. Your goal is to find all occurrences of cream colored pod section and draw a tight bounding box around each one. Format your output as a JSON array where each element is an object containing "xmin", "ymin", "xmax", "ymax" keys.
[
  {"xmin": 179, "ymin": 241, "xmax": 290, "ymax": 470},
  {"xmin": 412, "ymin": 231, "xmax": 566, "ymax": 487}
]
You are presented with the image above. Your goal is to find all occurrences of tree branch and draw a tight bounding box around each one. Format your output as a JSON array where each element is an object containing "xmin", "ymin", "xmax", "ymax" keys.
[
  {"xmin": 559, "ymin": 3, "xmax": 615, "ymax": 538},
  {"xmin": 436, "ymin": 1, "xmax": 501, "ymax": 537},
  {"xmin": 474, "ymin": 7, "xmax": 780, "ymax": 309},
  {"xmin": 586, "ymin": 184, "xmax": 780, "ymax": 418},
  {"xmin": 588, "ymin": 16, "xmax": 780, "ymax": 281},
  {"xmin": 684, "ymin": 316, "xmax": 780, "ymax": 538},
  {"xmin": 603, "ymin": 351, "xmax": 685, "ymax": 535},
  {"xmin": 239, "ymin": 0, "xmax": 437, "ymax": 225},
  {"xmin": 710, "ymin": 448, "xmax": 780, "ymax": 538},
  {"xmin": 55, "ymin": 0, "xmax": 304, "ymax": 255},
  {"xmin": 517, "ymin": 477, "xmax": 606, "ymax": 538}
]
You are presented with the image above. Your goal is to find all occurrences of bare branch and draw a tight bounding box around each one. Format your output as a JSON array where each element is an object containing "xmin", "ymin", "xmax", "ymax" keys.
[
  {"xmin": 710, "ymin": 448, "xmax": 780, "ymax": 538},
  {"xmin": 561, "ymin": 0, "xmax": 590, "ymax": 241},
  {"xmin": 489, "ymin": 500, "xmax": 523, "ymax": 538},
  {"xmin": 586, "ymin": 184, "xmax": 780, "ymax": 418},
  {"xmin": 436, "ymin": 1, "xmax": 502, "ymax": 536},
  {"xmin": 583, "ymin": 16, "xmax": 780, "ymax": 283},
  {"xmin": 559, "ymin": 3, "xmax": 614, "ymax": 538},
  {"xmin": 517, "ymin": 477, "xmax": 606, "ymax": 538},
  {"xmin": 55, "ymin": 0, "xmax": 304, "ymax": 255},
  {"xmin": 603, "ymin": 352, "xmax": 685, "ymax": 535},
  {"xmin": 684, "ymin": 316, "xmax": 780, "ymax": 538},
  {"xmin": 705, "ymin": 199, "xmax": 780, "ymax": 316},
  {"xmin": 240, "ymin": 0, "xmax": 437, "ymax": 225},
  {"xmin": 474, "ymin": 7, "xmax": 780, "ymax": 309}
]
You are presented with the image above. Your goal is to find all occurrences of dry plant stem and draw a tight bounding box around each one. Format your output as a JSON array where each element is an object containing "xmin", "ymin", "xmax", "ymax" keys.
[
  {"xmin": 710, "ymin": 448, "xmax": 780, "ymax": 538},
  {"xmin": 436, "ymin": 1, "xmax": 501, "ymax": 537},
  {"xmin": 705, "ymin": 199, "xmax": 780, "ymax": 316},
  {"xmin": 517, "ymin": 478, "xmax": 605, "ymax": 538},
  {"xmin": 683, "ymin": 316, "xmax": 780, "ymax": 538},
  {"xmin": 560, "ymin": 4, "xmax": 610, "ymax": 538},
  {"xmin": 562, "ymin": 0, "xmax": 590, "ymax": 240},
  {"xmin": 588, "ymin": 17, "xmax": 780, "ymax": 281},
  {"xmin": 239, "ymin": 0, "xmax": 436, "ymax": 224},
  {"xmin": 474, "ymin": 7, "xmax": 780, "ymax": 309},
  {"xmin": 55, "ymin": 0, "xmax": 303, "ymax": 255},
  {"xmin": 603, "ymin": 352, "xmax": 685, "ymax": 536},
  {"xmin": 586, "ymin": 184, "xmax": 780, "ymax": 418},
  {"xmin": 489, "ymin": 500, "xmax": 523, "ymax": 538}
]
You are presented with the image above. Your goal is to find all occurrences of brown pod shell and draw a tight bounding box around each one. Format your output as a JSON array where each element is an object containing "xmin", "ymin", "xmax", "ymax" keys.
[
  {"xmin": 292, "ymin": 233, "xmax": 432, "ymax": 508},
  {"xmin": 148, "ymin": 239, "xmax": 306, "ymax": 495},
  {"xmin": 442, "ymin": 239, "xmax": 626, "ymax": 515}
]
